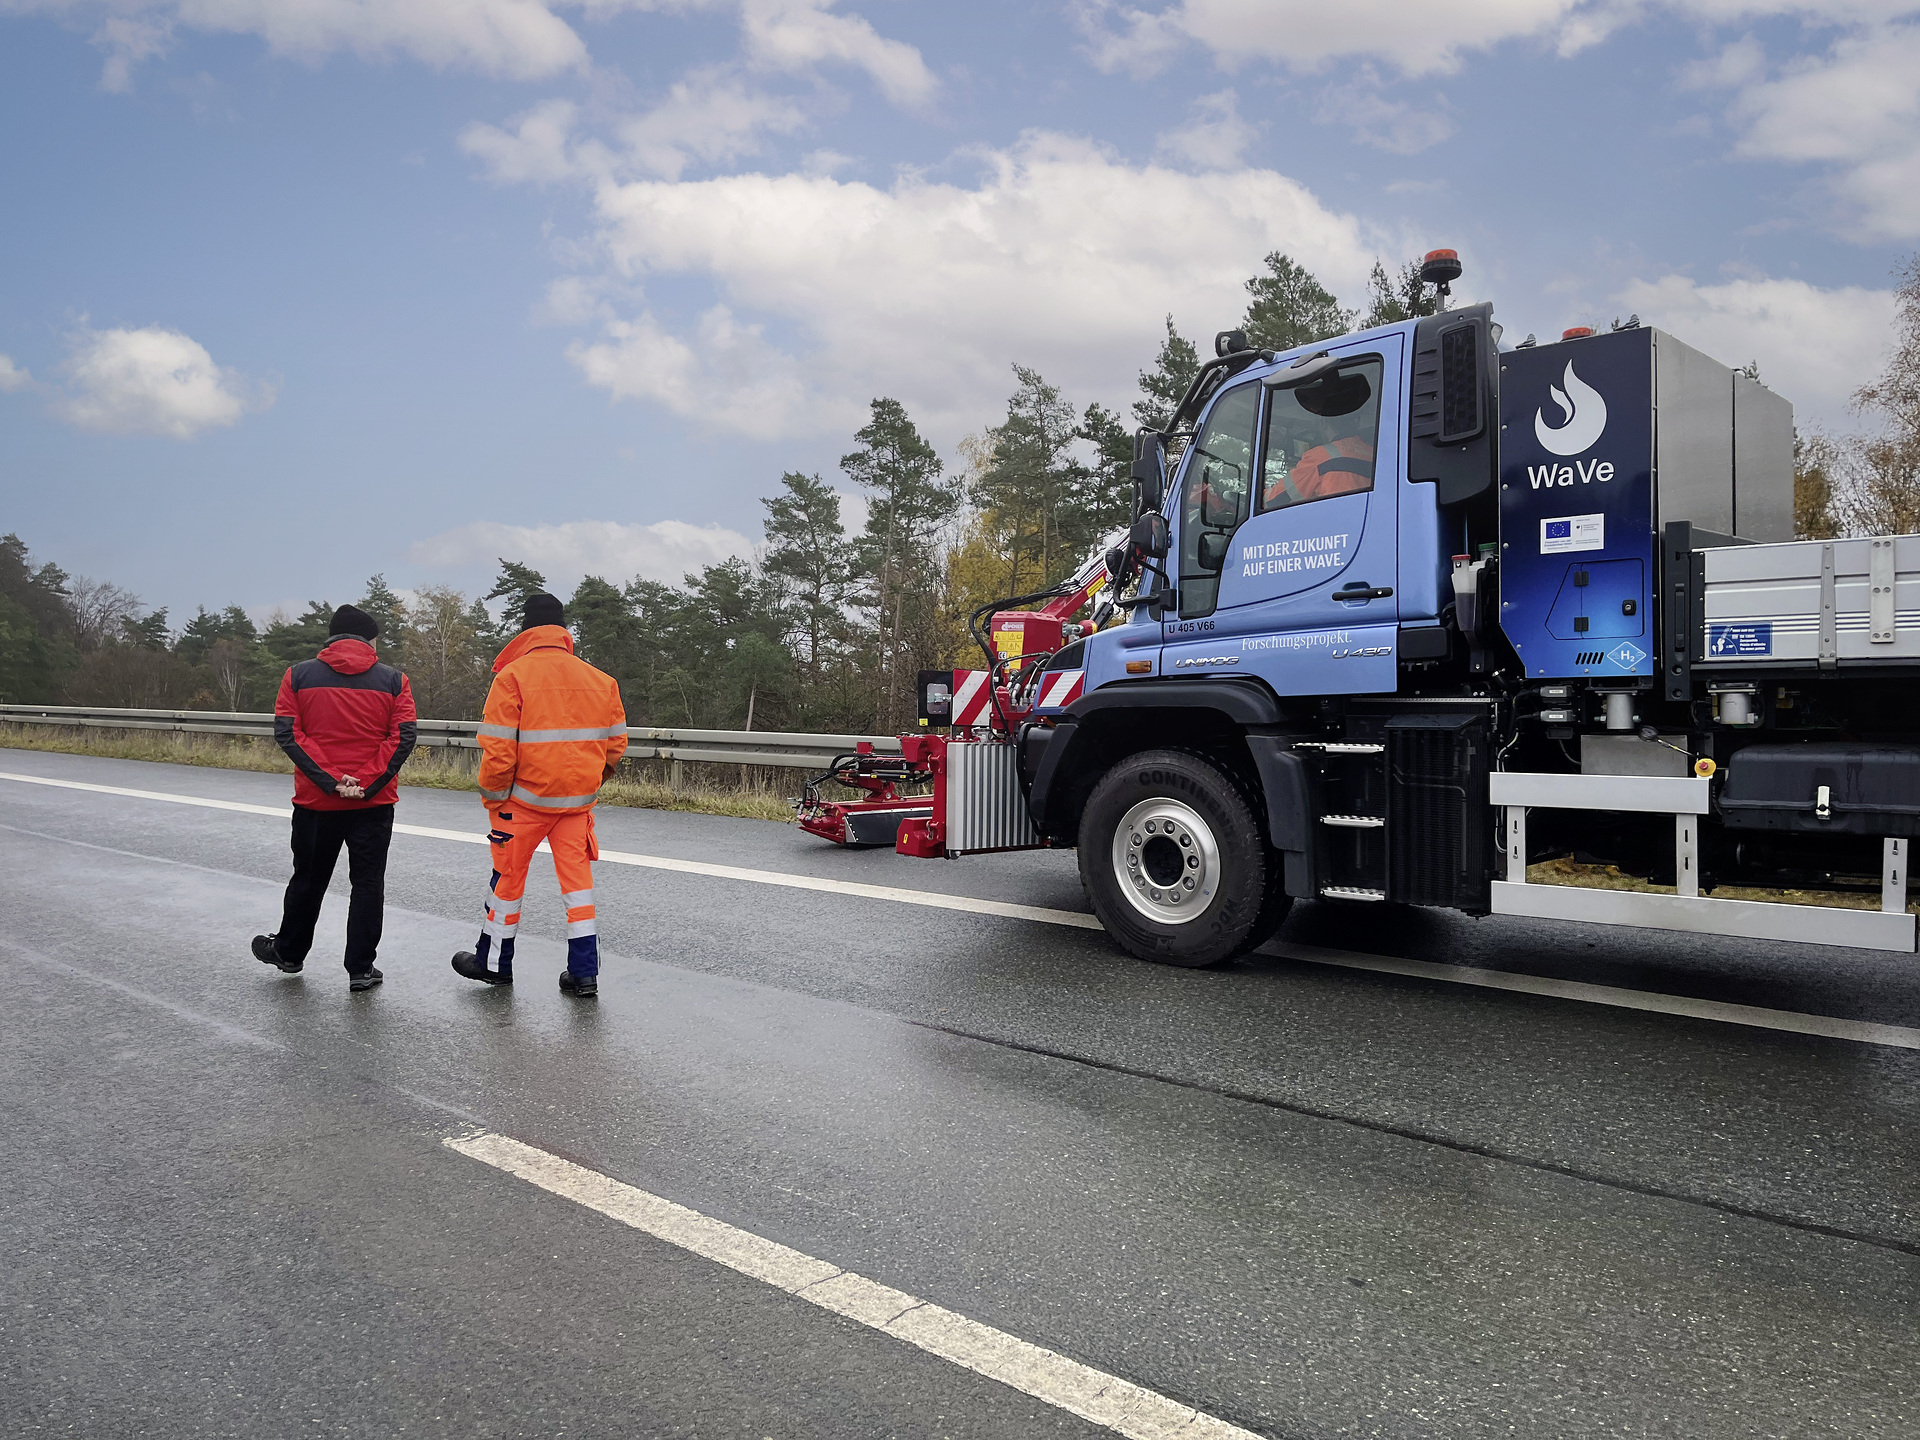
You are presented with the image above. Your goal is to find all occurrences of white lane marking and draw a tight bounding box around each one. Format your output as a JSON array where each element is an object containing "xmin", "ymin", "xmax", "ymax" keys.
[
  {"xmin": 7, "ymin": 768, "xmax": 1915, "ymax": 1050},
  {"xmin": 1266, "ymin": 940, "xmax": 1920, "ymax": 1052},
  {"xmin": 0, "ymin": 769, "xmax": 293, "ymax": 818},
  {"xmin": 445, "ymin": 1131, "xmax": 1255, "ymax": 1440}
]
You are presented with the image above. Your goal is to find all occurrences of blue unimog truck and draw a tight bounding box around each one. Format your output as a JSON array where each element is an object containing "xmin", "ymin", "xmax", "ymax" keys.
[{"xmin": 800, "ymin": 255, "xmax": 1919, "ymax": 967}]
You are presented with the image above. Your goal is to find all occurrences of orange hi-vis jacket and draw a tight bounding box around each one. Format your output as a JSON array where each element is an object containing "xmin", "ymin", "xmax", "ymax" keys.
[{"xmin": 476, "ymin": 626, "xmax": 627, "ymax": 814}]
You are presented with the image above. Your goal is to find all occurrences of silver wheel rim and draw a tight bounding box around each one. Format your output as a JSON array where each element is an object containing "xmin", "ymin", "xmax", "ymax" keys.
[{"xmin": 1111, "ymin": 796, "xmax": 1220, "ymax": 926}]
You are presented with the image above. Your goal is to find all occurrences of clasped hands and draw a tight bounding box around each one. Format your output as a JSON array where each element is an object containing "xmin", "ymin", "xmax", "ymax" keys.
[{"xmin": 334, "ymin": 774, "xmax": 367, "ymax": 800}]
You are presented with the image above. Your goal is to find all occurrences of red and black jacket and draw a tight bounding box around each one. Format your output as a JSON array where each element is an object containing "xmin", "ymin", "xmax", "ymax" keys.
[{"xmin": 273, "ymin": 637, "xmax": 418, "ymax": 810}]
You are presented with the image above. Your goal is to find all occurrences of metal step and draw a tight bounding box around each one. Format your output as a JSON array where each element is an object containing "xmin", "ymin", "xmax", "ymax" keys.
[
  {"xmin": 1294, "ymin": 741, "xmax": 1385, "ymax": 754},
  {"xmin": 1321, "ymin": 813, "xmax": 1385, "ymax": 829},
  {"xmin": 1320, "ymin": 885, "xmax": 1387, "ymax": 902}
]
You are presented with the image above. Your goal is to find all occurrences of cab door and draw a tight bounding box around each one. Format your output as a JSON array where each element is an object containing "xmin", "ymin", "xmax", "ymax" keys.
[{"xmin": 1162, "ymin": 337, "xmax": 1403, "ymax": 695}]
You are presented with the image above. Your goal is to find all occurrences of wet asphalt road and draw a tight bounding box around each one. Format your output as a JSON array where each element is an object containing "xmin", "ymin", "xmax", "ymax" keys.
[{"xmin": 0, "ymin": 748, "xmax": 1915, "ymax": 1439}]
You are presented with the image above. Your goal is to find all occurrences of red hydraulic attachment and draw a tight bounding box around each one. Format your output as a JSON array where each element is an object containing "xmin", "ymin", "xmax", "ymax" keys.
[
  {"xmin": 793, "ymin": 740, "xmax": 934, "ymax": 849},
  {"xmin": 795, "ymin": 538, "xmax": 1119, "ymax": 853}
]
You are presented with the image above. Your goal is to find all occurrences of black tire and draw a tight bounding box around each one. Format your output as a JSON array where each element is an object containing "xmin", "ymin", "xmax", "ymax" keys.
[{"xmin": 1077, "ymin": 749, "xmax": 1278, "ymax": 967}]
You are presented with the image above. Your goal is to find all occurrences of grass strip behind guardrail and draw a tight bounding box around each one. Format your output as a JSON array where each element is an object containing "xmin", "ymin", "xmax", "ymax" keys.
[{"xmin": 0, "ymin": 723, "xmax": 796, "ymax": 823}]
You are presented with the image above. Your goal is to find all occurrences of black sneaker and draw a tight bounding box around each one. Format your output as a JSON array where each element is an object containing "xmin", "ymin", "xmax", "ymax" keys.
[
  {"xmin": 559, "ymin": 970, "xmax": 597, "ymax": 999},
  {"xmin": 451, "ymin": 951, "xmax": 511, "ymax": 986},
  {"xmin": 253, "ymin": 934, "xmax": 301, "ymax": 974},
  {"xmin": 349, "ymin": 968, "xmax": 384, "ymax": 992}
]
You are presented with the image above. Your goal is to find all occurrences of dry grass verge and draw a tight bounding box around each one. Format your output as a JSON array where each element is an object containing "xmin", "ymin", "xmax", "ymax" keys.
[
  {"xmin": 1526, "ymin": 854, "xmax": 1918, "ymax": 914},
  {"xmin": 0, "ymin": 723, "xmax": 799, "ymax": 823}
]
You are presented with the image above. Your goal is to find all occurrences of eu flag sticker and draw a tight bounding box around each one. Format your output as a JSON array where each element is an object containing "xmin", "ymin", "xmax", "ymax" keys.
[{"xmin": 1541, "ymin": 514, "xmax": 1604, "ymax": 554}]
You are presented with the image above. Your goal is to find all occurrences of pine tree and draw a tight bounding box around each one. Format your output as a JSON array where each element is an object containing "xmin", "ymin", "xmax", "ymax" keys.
[
  {"xmin": 761, "ymin": 471, "xmax": 851, "ymax": 683},
  {"xmin": 1361, "ymin": 258, "xmax": 1437, "ymax": 327},
  {"xmin": 358, "ymin": 574, "xmax": 410, "ymax": 660},
  {"xmin": 1076, "ymin": 401, "xmax": 1135, "ymax": 539},
  {"xmin": 842, "ymin": 398, "xmax": 955, "ymax": 727},
  {"xmin": 1241, "ymin": 253, "xmax": 1352, "ymax": 354},
  {"xmin": 973, "ymin": 366, "xmax": 1084, "ymax": 590},
  {"xmin": 483, "ymin": 559, "xmax": 550, "ymax": 640},
  {"xmin": 1133, "ymin": 316, "xmax": 1201, "ymax": 429}
]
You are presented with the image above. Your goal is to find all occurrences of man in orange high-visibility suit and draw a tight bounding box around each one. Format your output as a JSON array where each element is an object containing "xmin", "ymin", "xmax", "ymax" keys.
[{"xmin": 450, "ymin": 593, "xmax": 628, "ymax": 998}]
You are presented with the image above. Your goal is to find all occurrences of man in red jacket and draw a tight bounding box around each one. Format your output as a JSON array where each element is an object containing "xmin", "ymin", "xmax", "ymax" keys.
[{"xmin": 252, "ymin": 604, "xmax": 418, "ymax": 991}]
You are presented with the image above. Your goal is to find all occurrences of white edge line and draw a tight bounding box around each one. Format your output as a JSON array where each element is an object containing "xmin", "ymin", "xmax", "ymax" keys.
[
  {"xmin": 5, "ymin": 768, "xmax": 1912, "ymax": 1049},
  {"xmin": 444, "ymin": 1131, "xmax": 1256, "ymax": 1440},
  {"xmin": 1266, "ymin": 941, "xmax": 1920, "ymax": 1052}
]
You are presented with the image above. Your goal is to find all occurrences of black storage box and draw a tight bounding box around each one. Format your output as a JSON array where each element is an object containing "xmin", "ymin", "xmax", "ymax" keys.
[{"xmin": 1717, "ymin": 743, "xmax": 1920, "ymax": 836}]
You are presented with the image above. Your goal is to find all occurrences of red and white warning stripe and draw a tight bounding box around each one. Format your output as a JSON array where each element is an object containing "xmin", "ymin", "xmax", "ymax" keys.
[
  {"xmin": 950, "ymin": 669, "xmax": 993, "ymax": 726},
  {"xmin": 1036, "ymin": 669, "xmax": 1085, "ymax": 710}
]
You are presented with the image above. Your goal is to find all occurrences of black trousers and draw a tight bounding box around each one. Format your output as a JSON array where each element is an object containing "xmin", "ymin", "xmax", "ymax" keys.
[{"xmin": 277, "ymin": 804, "xmax": 395, "ymax": 974}]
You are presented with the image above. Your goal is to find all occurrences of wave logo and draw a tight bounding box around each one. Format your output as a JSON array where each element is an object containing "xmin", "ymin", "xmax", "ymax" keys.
[{"xmin": 1534, "ymin": 362, "xmax": 1608, "ymax": 457}]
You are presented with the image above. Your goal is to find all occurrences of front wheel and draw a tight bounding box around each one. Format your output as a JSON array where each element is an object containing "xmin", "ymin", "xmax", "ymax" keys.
[{"xmin": 1077, "ymin": 749, "xmax": 1280, "ymax": 967}]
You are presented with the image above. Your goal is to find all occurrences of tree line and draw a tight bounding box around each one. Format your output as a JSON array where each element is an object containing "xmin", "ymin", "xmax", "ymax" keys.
[{"xmin": 7, "ymin": 251, "xmax": 1909, "ymax": 730}]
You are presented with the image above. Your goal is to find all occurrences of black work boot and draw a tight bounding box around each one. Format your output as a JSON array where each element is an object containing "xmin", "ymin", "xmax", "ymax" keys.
[
  {"xmin": 349, "ymin": 967, "xmax": 384, "ymax": 992},
  {"xmin": 451, "ymin": 951, "xmax": 511, "ymax": 986},
  {"xmin": 253, "ymin": 934, "xmax": 301, "ymax": 974},
  {"xmin": 559, "ymin": 970, "xmax": 597, "ymax": 999}
]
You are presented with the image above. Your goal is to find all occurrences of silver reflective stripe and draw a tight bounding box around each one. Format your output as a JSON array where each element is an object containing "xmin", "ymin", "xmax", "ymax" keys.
[
  {"xmin": 487, "ymin": 891, "xmax": 523, "ymax": 917},
  {"xmin": 518, "ymin": 727, "xmax": 622, "ymax": 743},
  {"xmin": 475, "ymin": 723, "xmax": 518, "ymax": 741},
  {"xmin": 567, "ymin": 918, "xmax": 597, "ymax": 938},
  {"xmin": 482, "ymin": 915, "xmax": 519, "ymax": 940},
  {"xmin": 510, "ymin": 784, "xmax": 596, "ymax": 809},
  {"xmin": 479, "ymin": 786, "xmax": 512, "ymax": 802},
  {"xmin": 561, "ymin": 889, "xmax": 594, "ymax": 911}
]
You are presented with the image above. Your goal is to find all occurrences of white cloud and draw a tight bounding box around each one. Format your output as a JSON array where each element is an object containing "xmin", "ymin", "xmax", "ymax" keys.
[
  {"xmin": 0, "ymin": 354, "xmax": 31, "ymax": 392},
  {"xmin": 1614, "ymin": 273, "xmax": 1897, "ymax": 427},
  {"xmin": 93, "ymin": 15, "xmax": 172, "ymax": 91},
  {"xmin": 1080, "ymin": 0, "xmax": 1586, "ymax": 77},
  {"xmin": 408, "ymin": 518, "xmax": 755, "ymax": 590},
  {"xmin": 56, "ymin": 325, "xmax": 270, "ymax": 438},
  {"xmin": 1316, "ymin": 70, "xmax": 1454, "ymax": 154},
  {"xmin": 462, "ymin": 98, "xmax": 587, "ymax": 184},
  {"xmin": 1712, "ymin": 22, "xmax": 1920, "ymax": 240},
  {"xmin": 562, "ymin": 132, "xmax": 1377, "ymax": 442},
  {"xmin": 738, "ymin": 0, "xmax": 936, "ymax": 107},
  {"xmin": 1154, "ymin": 90, "xmax": 1256, "ymax": 169},
  {"xmin": 567, "ymin": 305, "xmax": 821, "ymax": 438},
  {"xmin": 463, "ymin": 69, "xmax": 811, "ymax": 185},
  {"xmin": 1078, "ymin": 1, "xmax": 1920, "ymax": 78},
  {"xmin": 8, "ymin": 0, "xmax": 589, "ymax": 85}
]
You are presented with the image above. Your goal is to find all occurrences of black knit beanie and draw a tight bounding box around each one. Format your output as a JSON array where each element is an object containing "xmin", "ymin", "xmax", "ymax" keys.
[
  {"xmin": 522, "ymin": 593, "xmax": 566, "ymax": 631},
  {"xmin": 330, "ymin": 604, "xmax": 380, "ymax": 642}
]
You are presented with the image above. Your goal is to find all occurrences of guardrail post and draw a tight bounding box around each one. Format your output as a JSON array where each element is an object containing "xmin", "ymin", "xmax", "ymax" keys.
[
  {"xmin": 671, "ymin": 759, "xmax": 684, "ymax": 791},
  {"xmin": 1884, "ymin": 838, "xmax": 1907, "ymax": 915}
]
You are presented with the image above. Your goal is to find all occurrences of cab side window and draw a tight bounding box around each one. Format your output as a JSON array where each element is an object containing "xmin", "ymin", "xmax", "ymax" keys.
[
  {"xmin": 1178, "ymin": 381, "xmax": 1260, "ymax": 618},
  {"xmin": 1259, "ymin": 357, "xmax": 1384, "ymax": 515}
]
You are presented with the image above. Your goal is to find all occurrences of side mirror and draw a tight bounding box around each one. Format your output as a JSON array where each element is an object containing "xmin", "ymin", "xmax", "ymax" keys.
[
  {"xmin": 1131, "ymin": 430, "xmax": 1167, "ymax": 516},
  {"xmin": 1196, "ymin": 531, "xmax": 1231, "ymax": 572},
  {"xmin": 1130, "ymin": 512, "xmax": 1169, "ymax": 559}
]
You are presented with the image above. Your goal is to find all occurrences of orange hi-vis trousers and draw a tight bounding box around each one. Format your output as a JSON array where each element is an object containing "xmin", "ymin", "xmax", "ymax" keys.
[{"xmin": 473, "ymin": 805, "xmax": 600, "ymax": 979}]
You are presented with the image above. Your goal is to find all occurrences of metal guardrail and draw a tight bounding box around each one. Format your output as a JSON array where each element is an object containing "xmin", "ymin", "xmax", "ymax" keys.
[{"xmin": 0, "ymin": 704, "xmax": 902, "ymax": 771}]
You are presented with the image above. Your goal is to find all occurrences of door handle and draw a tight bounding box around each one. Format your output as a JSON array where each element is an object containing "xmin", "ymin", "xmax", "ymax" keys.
[{"xmin": 1335, "ymin": 582, "xmax": 1394, "ymax": 601}]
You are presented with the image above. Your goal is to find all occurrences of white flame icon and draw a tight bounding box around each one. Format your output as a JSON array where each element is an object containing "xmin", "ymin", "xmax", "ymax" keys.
[{"xmin": 1534, "ymin": 361, "xmax": 1608, "ymax": 456}]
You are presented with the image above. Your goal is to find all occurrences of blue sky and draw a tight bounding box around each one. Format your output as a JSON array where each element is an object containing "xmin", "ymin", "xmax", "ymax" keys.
[{"xmin": 1, "ymin": 0, "xmax": 1915, "ymax": 623}]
